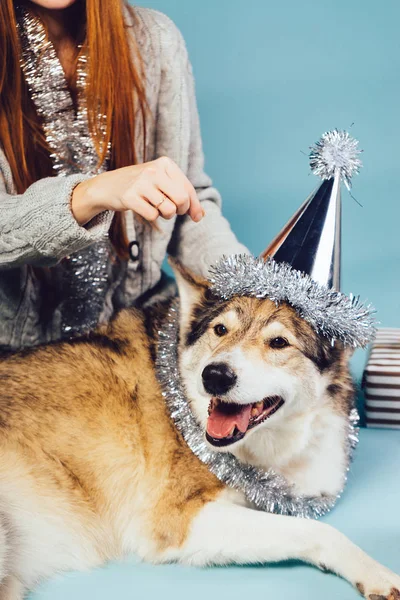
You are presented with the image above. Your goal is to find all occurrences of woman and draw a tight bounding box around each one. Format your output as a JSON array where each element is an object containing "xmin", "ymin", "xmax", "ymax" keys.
[{"xmin": 0, "ymin": 0, "xmax": 248, "ymax": 351}]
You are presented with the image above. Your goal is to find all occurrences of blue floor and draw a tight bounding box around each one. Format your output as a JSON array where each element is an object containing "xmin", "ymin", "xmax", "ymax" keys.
[{"xmin": 29, "ymin": 428, "xmax": 400, "ymax": 600}]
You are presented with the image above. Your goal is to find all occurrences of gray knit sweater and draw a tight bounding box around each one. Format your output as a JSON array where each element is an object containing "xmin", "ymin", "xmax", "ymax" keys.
[{"xmin": 0, "ymin": 7, "xmax": 248, "ymax": 351}]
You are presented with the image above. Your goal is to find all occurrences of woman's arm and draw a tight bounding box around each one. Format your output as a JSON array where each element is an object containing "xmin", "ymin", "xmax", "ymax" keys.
[
  {"xmin": 0, "ymin": 152, "xmax": 113, "ymax": 269},
  {"xmin": 0, "ymin": 152, "xmax": 202, "ymax": 270},
  {"xmin": 149, "ymin": 10, "xmax": 250, "ymax": 276}
]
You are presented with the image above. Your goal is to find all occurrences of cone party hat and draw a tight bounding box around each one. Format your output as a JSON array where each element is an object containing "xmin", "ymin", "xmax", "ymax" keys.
[
  {"xmin": 260, "ymin": 177, "xmax": 341, "ymax": 290},
  {"xmin": 208, "ymin": 130, "xmax": 375, "ymax": 348},
  {"xmin": 260, "ymin": 129, "xmax": 364, "ymax": 290}
]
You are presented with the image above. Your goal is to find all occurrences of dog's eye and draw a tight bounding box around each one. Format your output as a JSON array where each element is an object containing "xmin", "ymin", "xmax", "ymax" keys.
[
  {"xmin": 214, "ymin": 324, "xmax": 228, "ymax": 337},
  {"xmin": 270, "ymin": 337, "xmax": 289, "ymax": 349}
]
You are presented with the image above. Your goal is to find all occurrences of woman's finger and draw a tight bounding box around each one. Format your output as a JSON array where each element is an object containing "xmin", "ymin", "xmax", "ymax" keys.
[
  {"xmin": 121, "ymin": 193, "xmax": 159, "ymax": 223},
  {"xmin": 157, "ymin": 157, "xmax": 204, "ymax": 221},
  {"xmin": 155, "ymin": 169, "xmax": 190, "ymax": 216},
  {"xmin": 137, "ymin": 182, "xmax": 177, "ymax": 219},
  {"xmin": 184, "ymin": 177, "xmax": 204, "ymax": 222}
]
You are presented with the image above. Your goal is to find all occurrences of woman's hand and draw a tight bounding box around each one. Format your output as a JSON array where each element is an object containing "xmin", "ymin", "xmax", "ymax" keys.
[{"xmin": 71, "ymin": 156, "xmax": 205, "ymax": 226}]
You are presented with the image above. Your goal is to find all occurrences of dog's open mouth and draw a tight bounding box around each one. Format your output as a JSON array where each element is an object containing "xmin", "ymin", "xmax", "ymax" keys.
[{"xmin": 205, "ymin": 396, "xmax": 285, "ymax": 447}]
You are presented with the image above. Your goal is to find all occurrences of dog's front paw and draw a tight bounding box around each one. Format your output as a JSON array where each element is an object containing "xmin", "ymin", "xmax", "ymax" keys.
[
  {"xmin": 368, "ymin": 590, "xmax": 400, "ymax": 600},
  {"xmin": 356, "ymin": 567, "xmax": 400, "ymax": 600}
]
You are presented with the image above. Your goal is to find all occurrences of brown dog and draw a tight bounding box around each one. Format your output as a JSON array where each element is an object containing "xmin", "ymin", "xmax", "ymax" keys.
[{"xmin": 0, "ymin": 260, "xmax": 398, "ymax": 600}]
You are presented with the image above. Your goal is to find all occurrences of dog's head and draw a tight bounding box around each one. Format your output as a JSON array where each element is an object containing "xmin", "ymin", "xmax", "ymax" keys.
[{"xmin": 171, "ymin": 259, "xmax": 354, "ymax": 459}]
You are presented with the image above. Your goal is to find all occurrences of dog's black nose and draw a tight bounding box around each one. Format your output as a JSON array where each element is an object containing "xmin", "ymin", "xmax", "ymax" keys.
[{"xmin": 202, "ymin": 363, "xmax": 237, "ymax": 396}]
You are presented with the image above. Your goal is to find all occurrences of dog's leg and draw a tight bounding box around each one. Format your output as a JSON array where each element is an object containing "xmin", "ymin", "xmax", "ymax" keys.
[
  {"xmin": 0, "ymin": 514, "xmax": 24, "ymax": 600},
  {"xmin": 0, "ymin": 577, "xmax": 24, "ymax": 600},
  {"xmin": 163, "ymin": 499, "xmax": 400, "ymax": 599}
]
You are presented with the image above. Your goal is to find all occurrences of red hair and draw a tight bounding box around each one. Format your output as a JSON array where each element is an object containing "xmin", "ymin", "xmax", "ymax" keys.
[{"xmin": 0, "ymin": 0, "xmax": 147, "ymax": 259}]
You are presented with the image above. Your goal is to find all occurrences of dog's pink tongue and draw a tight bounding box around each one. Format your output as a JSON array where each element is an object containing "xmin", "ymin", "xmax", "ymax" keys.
[{"xmin": 207, "ymin": 403, "xmax": 252, "ymax": 439}]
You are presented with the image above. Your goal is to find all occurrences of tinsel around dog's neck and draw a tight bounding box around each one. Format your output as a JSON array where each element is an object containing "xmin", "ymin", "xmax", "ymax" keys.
[{"xmin": 156, "ymin": 300, "xmax": 360, "ymax": 520}]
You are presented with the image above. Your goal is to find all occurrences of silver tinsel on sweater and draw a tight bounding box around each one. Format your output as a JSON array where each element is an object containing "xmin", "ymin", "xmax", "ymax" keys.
[
  {"xmin": 309, "ymin": 129, "xmax": 362, "ymax": 190},
  {"xmin": 156, "ymin": 301, "xmax": 360, "ymax": 519},
  {"xmin": 209, "ymin": 255, "xmax": 376, "ymax": 348},
  {"xmin": 17, "ymin": 8, "xmax": 111, "ymax": 337}
]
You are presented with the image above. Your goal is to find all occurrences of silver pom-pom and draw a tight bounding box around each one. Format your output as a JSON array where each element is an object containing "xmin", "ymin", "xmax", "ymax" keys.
[
  {"xmin": 208, "ymin": 255, "xmax": 376, "ymax": 348},
  {"xmin": 309, "ymin": 129, "xmax": 362, "ymax": 190},
  {"xmin": 156, "ymin": 302, "xmax": 360, "ymax": 520}
]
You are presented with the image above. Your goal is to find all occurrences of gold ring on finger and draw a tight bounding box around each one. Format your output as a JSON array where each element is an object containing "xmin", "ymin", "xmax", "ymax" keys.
[{"xmin": 155, "ymin": 194, "xmax": 168, "ymax": 209}]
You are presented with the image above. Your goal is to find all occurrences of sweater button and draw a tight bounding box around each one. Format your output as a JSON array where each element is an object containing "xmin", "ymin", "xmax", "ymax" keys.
[
  {"xmin": 128, "ymin": 241, "xmax": 140, "ymax": 262},
  {"xmin": 129, "ymin": 242, "xmax": 140, "ymax": 262}
]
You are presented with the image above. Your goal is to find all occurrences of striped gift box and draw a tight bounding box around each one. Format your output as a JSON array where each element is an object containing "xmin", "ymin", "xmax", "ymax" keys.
[{"xmin": 364, "ymin": 328, "xmax": 400, "ymax": 429}]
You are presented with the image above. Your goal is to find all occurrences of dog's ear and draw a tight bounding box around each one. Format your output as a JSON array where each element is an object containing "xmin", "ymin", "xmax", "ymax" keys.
[{"xmin": 169, "ymin": 257, "xmax": 210, "ymax": 333}]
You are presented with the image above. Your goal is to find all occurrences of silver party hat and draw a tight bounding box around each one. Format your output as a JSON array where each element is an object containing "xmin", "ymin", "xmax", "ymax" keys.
[
  {"xmin": 261, "ymin": 130, "xmax": 362, "ymax": 291},
  {"xmin": 208, "ymin": 130, "xmax": 375, "ymax": 347}
]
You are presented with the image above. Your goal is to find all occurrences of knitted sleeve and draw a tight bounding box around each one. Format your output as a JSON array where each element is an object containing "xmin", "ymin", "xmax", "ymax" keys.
[{"xmin": 0, "ymin": 151, "xmax": 113, "ymax": 269}]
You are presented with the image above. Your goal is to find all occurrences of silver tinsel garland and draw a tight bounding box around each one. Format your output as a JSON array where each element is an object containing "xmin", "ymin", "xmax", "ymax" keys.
[
  {"xmin": 209, "ymin": 255, "xmax": 376, "ymax": 348},
  {"xmin": 156, "ymin": 301, "xmax": 360, "ymax": 519},
  {"xmin": 17, "ymin": 8, "xmax": 111, "ymax": 337}
]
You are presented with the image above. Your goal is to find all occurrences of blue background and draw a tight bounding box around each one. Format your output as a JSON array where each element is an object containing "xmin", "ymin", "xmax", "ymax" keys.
[
  {"xmin": 30, "ymin": 1, "xmax": 400, "ymax": 598},
  {"xmin": 143, "ymin": 0, "xmax": 400, "ymax": 391}
]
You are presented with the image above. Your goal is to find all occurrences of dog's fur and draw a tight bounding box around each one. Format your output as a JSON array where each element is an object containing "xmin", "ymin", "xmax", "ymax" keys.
[{"xmin": 0, "ymin": 261, "xmax": 398, "ymax": 600}]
